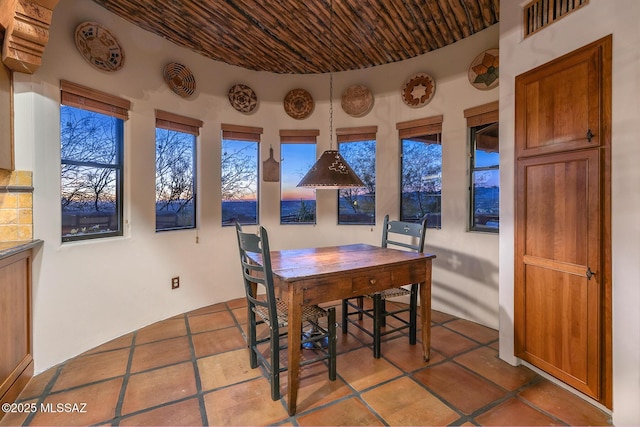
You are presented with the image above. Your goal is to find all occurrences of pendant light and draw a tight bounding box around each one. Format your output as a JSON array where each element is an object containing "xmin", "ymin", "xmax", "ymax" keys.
[{"xmin": 296, "ymin": 0, "xmax": 365, "ymax": 189}]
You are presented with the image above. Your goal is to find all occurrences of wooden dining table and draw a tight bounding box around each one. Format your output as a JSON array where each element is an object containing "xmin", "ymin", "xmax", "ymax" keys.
[{"xmin": 261, "ymin": 243, "xmax": 436, "ymax": 415}]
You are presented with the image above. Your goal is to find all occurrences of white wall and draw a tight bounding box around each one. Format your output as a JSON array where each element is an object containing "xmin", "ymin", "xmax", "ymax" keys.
[
  {"xmin": 498, "ymin": 1, "xmax": 640, "ymax": 425},
  {"xmin": 13, "ymin": 0, "xmax": 499, "ymax": 375}
]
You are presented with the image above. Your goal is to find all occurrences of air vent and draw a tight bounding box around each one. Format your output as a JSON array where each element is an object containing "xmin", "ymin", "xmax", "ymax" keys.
[{"xmin": 523, "ymin": 0, "xmax": 589, "ymax": 37}]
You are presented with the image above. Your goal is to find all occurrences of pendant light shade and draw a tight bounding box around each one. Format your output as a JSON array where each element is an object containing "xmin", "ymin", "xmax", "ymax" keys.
[
  {"xmin": 296, "ymin": 150, "xmax": 365, "ymax": 189},
  {"xmin": 296, "ymin": 0, "xmax": 365, "ymax": 190}
]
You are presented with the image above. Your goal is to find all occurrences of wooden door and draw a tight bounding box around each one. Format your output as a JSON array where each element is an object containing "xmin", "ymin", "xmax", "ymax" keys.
[{"xmin": 514, "ymin": 36, "xmax": 611, "ymax": 407}]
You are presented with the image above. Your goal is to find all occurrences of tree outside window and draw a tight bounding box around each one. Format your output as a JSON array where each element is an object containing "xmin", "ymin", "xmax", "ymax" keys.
[
  {"xmin": 221, "ymin": 138, "xmax": 259, "ymax": 225},
  {"xmin": 400, "ymin": 134, "xmax": 442, "ymax": 228},
  {"xmin": 155, "ymin": 128, "xmax": 196, "ymax": 231},
  {"xmin": 60, "ymin": 105, "xmax": 123, "ymax": 241},
  {"xmin": 338, "ymin": 140, "xmax": 376, "ymax": 225}
]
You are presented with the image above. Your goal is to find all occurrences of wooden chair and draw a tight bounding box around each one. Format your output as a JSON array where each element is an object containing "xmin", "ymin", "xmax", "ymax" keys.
[
  {"xmin": 235, "ymin": 223, "xmax": 336, "ymax": 400},
  {"xmin": 342, "ymin": 214, "xmax": 428, "ymax": 358}
]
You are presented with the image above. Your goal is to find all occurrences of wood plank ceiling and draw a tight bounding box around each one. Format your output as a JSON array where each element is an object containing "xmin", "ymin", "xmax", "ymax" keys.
[{"xmin": 90, "ymin": 0, "xmax": 500, "ymax": 74}]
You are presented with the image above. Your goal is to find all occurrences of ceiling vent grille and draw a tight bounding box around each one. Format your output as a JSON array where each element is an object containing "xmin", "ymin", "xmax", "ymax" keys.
[{"xmin": 523, "ymin": 0, "xmax": 589, "ymax": 37}]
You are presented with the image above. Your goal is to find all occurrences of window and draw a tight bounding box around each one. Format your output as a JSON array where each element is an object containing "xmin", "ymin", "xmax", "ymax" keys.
[
  {"xmin": 397, "ymin": 116, "xmax": 443, "ymax": 228},
  {"xmin": 221, "ymin": 124, "xmax": 262, "ymax": 226},
  {"xmin": 336, "ymin": 126, "xmax": 377, "ymax": 225},
  {"xmin": 280, "ymin": 129, "xmax": 318, "ymax": 224},
  {"xmin": 60, "ymin": 80, "xmax": 130, "ymax": 242},
  {"xmin": 155, "ymin": 110, "xmax": 202, "ymax": 231},
  {"xmin": 465, "ymin": 102, "xmax": 499, "ymax": 232}
]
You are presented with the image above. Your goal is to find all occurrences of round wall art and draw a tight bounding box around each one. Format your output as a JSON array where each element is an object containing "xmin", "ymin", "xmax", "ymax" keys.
[
  {"xmin": 341, "ymin": 84, "xmax": 374, "ymax": 117},
  {"xmin": 163, "ymin": 62, "xmax": 196, "ymax": 98},
  {"xmin": 74, "ymin": 22, "xmax": 124, "ymax": 72},
  {"xmin": 468, "ymin": 48, "xmax": 499, "ymax": 90},
  {"xmin": 283, "ymin": 88, "xmax": 314, "ymax": 119},
  {"xmin": 401, "ymin": 73, "xmax": 435, "ymax": 108},
  {"xmin": 228, "ymin": 83, "xmax": 258, "ymax": 113}
]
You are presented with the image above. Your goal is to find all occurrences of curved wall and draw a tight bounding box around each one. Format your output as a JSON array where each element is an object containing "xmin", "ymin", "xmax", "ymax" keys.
[{"xmin": 13, "ymin": 0, "xmax": 499, "ymax": 373}]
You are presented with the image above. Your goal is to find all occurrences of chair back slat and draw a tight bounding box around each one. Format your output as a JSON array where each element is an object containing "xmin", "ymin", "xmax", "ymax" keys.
[{"xmin": 381, "ymin": 214, "xmax": 427, "ymax": 254}]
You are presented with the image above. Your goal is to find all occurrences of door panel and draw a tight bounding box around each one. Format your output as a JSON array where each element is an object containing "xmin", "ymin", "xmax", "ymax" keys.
[
  {"xmin": 515, "ymin": 42, "xmax": 602, "ymax": 158},
  {"xmin": 515, "ymin": 149, "xmax": 601, "ymax": 398}
]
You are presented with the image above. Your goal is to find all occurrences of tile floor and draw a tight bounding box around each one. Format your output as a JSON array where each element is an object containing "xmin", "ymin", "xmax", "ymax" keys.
[{"xmin": 1, "ymin": 298, "xmax": 612, "ymax": 426}]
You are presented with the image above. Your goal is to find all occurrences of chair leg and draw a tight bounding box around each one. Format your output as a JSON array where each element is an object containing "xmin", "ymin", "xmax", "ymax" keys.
[
  {"xmin": 373, "ymin": 294, "xmax": 382, "ymax": 358},
  {"xmin": 341, "ymin": 299, "xmax": 349, "ymax": 333},
  {"xmin": 248, "ymin": 306, "xmax": 258, "ymax": 369},
  {"xmin": 409, "ymin": 284, "xmax": 418, "ymax": 345},
  {"xmin": 380, "ymin": 299, "xmax": 387, "ymax": 327},
  {"xmin": 269, "ymin": 326, "xmax": 280, "ymax": 401},
  {"xmin": 357, "ymin": 296, "xmax": 364, "ymax": 320},
  {"xmin": 328, "ymin": 307, "xmax": 337, "ymax": 381}
]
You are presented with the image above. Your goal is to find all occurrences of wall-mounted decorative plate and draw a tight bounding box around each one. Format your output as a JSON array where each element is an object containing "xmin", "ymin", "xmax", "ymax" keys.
[
  {"xmin": 341, "ymin": 84, "xmax": 374, "ymax": 117},
  {"xmin": 74, "ymin": 22, "xmax": 124, "ymax": 72},
  {"xmin": 468, "ymin": 48, "xmax": 499, "ymax": 90},
  {"xmin": 401, "ymin": 73, "xmax": 435, "ymax": 108},
  {"xmin": 163, "ymin": 62, "xmax": 196, "ymax": 98},
  {"xmin": 283, "ymin": 88, "xmax": 314, "ymax": 119},
  {"xmin": 228, "ymin": 83, "xmax": 258, "ymax": 113}
]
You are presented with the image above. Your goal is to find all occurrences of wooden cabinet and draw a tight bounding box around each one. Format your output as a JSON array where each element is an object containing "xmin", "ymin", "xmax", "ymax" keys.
[
  {"xmin": 0, "ymin": 243, "xmax": 39, "ymax": 415},
  {"xmin": 514, "ymin": 36, "xmax": 612, "ymax": 407},
  {"xmin": 0, "ymin": 64, "xmax": 13, "ymax": 171}
]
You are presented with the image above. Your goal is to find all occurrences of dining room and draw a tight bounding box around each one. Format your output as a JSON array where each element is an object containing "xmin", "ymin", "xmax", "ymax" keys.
[{"xmin": 0, "ymin": 0, "xmax": 639, "ymax": 425}]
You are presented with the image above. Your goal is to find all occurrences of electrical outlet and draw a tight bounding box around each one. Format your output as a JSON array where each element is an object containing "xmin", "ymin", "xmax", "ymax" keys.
[{"xmin": 171, "ymin": 277, "xmax": 180, "ymax": 289}]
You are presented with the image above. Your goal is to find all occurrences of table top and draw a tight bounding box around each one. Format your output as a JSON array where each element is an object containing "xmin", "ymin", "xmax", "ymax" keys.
[{"xmin": 267, "ymin": 243, "xmax": 436, "ymax": 281}]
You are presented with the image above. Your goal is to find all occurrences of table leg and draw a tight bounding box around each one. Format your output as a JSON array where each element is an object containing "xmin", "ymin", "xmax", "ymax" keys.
[
  {"xmin": 420, "ymin": 259, "xmax": 433, "ymax": 361},
  {"xmin": 286, "ymin": 287, "xmax": 303, "ymax": 415}
]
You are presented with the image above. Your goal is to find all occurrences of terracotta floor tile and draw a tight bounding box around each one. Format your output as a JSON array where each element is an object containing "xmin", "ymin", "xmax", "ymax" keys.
[
  {"xmin": 226, "ymin": 297, "xmax": 247, "ymax": 310},
  {"xmin": 361, "ymin": 377, "xmax": 460, "ymax": 426},
  {"xmin": 336, "ymin": 328, "xmax": 367, "ymax": 353},
  {"xmin": 197, "ymin": 348, "xmax": 261, "ymax": 391},
  {"xmin": 454, "ymin": 346, "xmax": 538, "ymax": 391},
  {"xmin": 475, "ymin": 397, "xmax": 564, "ymax": 426},
  {"xmin": 277, "ymin": 363, "xmax": 353, "ymax": 413},
  {"xmin": 135, "ymin": 317, "xmax": 187, "ymax": 345},
  {"xmin": 231, "ymin": 306, "xmax": 247, "ymax": 325},
  {"xmin": 431, "ymin": 310, "xmax": 457, "ymax": 324},
  {"xmin": 129, "ymin": 335, "xmax": 192, "ymax": 373},
  {"xmin": 188, "ymin": 310, "xmax": 237, "ymax": 334},
  {"xmin": 51, "ymin": 348, "xmax": 130, "ymax": 392},
  {"xmin": 29, "ymin": 378, "xmax": 122, "ymax": 426},
  {"xmin": 120, "ymin": 362, "xmax": 197, "ymax": 416},
  {"xmin": 296, "ymin": 397, "xmax": 384, "ymax": 426},
  {"xmin": 191, "ymin": 326, "xmax": 246, "ymax": 358},
  {"xmin": 336, "ymin": 347, "xmax": 403, "ymax": 391},
  {"xmin": 118, "ymin": 397, "xmax": 203, "ymax": 426},
  {"xmin": 18, "ymin": 368, "xmax": 57, "ymax": 400},
  {"xmin": 445, "ymin": 319, "xmax": 499, "ymax": 344},
  {"xmin": 203, "ymin": 377, "xmax": 289, "ymax": 426},
  {"xmin": 413, "ymin": 361, "xmax": 506, "ymax": 414},
  {"xmin": 519, "ymin": 379, "xmax": 612, "ymax": 425},
  {"xmin": 382, "ymin": 336, "xmax": 445, "ymax": 372},
  {"xmin": 430, "ymin": 325, "xmax": 480, "ymax": 357},
  {"xmin": 187, "ymin": 302, "xmax": 227, "ymax": 316},
  {"xmin": 0, "ymin": 398, "xmax": 35, "ymax": 426},
  {"xmin": 81, "ymin": 333, "xmax": 134, "ymax": 356}
]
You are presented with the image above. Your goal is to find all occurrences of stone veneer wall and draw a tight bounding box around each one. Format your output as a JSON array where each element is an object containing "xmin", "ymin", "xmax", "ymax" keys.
[{"xmin": 0, "ymin": 170, "xmax": 33, "ymax": 242}]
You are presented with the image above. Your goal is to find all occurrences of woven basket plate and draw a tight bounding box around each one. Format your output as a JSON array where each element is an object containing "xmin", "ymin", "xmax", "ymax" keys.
[
  {"xmin": 283, "ymin": 88, "xmax": 314, "ymax": 119},
  {"xmin": 228, "ymin": 83, "xmax": 258, "ymax": 113},
  {"xmin": 468, "ymin": 48, "xmax": 499, "ymax": 90},
  {"xmin": 74, "ymin": 22, "xmax": 124, "ymax": 72},
  {"xmin": 163, "ymin": 62, "xmax": 196, "ymax": 98},
  {"xmin": 341, "ymin": 84, "xmax": 374, "ymax": 117},
  {"xmin": 401, "ymin": 73, "xmax": 435, "ymax": 108}
]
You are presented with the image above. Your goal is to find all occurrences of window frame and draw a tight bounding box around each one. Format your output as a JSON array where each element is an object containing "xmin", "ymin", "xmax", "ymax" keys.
[
  {"xmin": 279, "ymin": 129, "xmax": 319, "ymax": 225},
  {"xmin": 220, "ymin": 123, "xmax": 262, "ymax": 226},
  {"xmin": 60, "ymin": 80, "xmax": 130, "ymax": 243},
  {"xmin": 336, "ymin": 126, "xmax": 377, "ymax": 226},
  {"xmin": 155, "ymin": 109, "xmax": 202, "ymax": 232},
  {"xmin": 397, "ymin": 116, "xmax": 443, "ymax": 228},
  {"xmin": 464, "ymin": 101, "xmax": 499, "ymax": 233}
]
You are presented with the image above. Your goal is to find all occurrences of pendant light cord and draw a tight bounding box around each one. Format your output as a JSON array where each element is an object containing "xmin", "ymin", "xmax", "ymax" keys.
[{"xmin": 329, "ymin": 0, "xmax": 334, "ymax": 150}]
